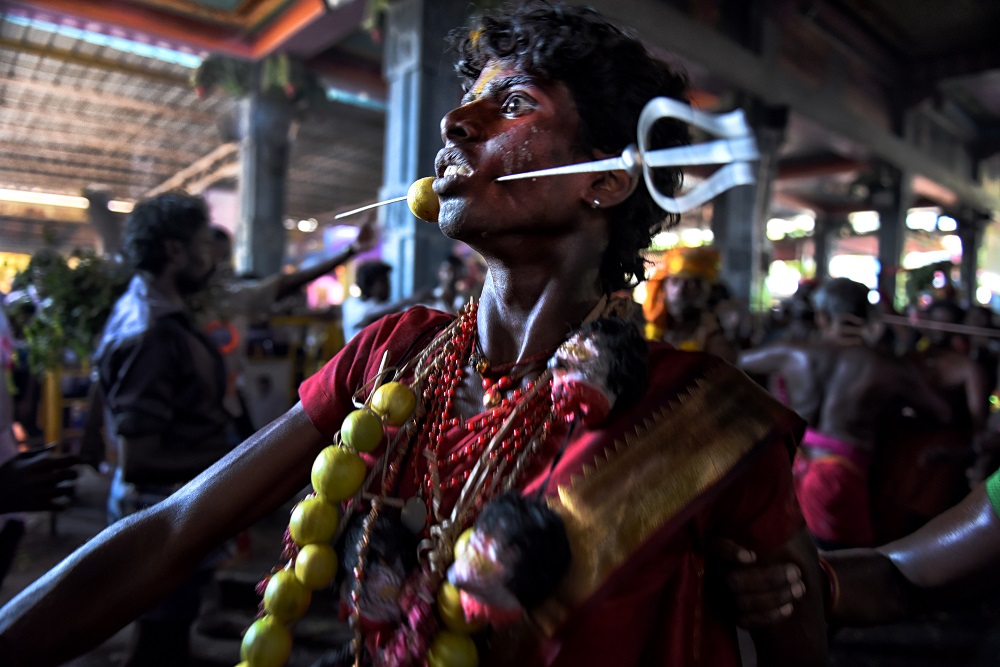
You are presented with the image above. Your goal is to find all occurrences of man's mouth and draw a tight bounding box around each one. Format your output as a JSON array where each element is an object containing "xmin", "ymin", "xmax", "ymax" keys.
[{"xmin": 443, "ymin": 164, "xmax": 474, "ymax": 178}]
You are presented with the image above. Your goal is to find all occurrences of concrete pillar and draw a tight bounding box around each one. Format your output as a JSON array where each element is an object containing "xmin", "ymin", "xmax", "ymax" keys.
[
  {"xmin": 235, "ymin": 87, "xmax": 295, "ymax": 278},
  {"xmin": 84, "ymin": 187, "xmax": 124, "ymax": 258},
  {"xmin": 813, "ymin": 213, "xmax": 832, "ymax": 282},
  {"xmin": 873, "ymin": 162, "xmax": 909, "ymax": 297},
  {"xmin": 379, "ymin": 0, "xmax": 468, "ymax": 300},
  {"xmin": 712, "ymin": 101, "xmax": 786, "ymax": 310},
  {"xmin": 957, "ymin": 210, "xmax": 984, "ymax": 305}
]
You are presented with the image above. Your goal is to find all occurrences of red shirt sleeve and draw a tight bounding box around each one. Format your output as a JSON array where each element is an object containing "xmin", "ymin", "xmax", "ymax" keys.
[
  {"xmin": 298, "ymin": 307, "xmax": 453, "ymax": 439},
  {"xmin": 707, "ymin": 434, "xmax": 805, "ymax": 553}
]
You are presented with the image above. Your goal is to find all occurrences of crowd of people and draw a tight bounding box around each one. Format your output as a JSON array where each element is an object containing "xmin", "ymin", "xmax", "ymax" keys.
[{"xmin": 0, "ymin": 2, "xmax": 998, "ymax": 666}]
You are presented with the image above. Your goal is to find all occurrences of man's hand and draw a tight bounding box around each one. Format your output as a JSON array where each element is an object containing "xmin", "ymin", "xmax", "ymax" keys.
[
  {"xmin": 351, "ymin": 212, "xmax": 379, "ymax": 254},
  {"xmin": 713, "ymin": 539, "xmax": 807, "ymax": 628},
  {"xmin": 0, "ymin": 446, "xmax": 79, "ymax": 513}
]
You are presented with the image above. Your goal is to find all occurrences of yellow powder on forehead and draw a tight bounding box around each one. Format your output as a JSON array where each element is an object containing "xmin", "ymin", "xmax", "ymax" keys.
[
  {"xmin": 469, "ymin": 28, "xmax": 483, "ymax": 47},
  {"xmin": 472, "ymin": 61, "xmax": 503, "ymax": 96}
]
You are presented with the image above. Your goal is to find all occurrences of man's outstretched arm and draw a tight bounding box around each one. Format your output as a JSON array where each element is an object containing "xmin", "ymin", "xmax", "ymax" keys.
[{"xmin": 0, "ymin": 403, "xmax": 327, "ymax": 667}]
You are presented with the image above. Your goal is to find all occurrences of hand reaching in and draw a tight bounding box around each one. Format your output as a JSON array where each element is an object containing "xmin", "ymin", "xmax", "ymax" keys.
[
  {"xmin": 351, "ymin": 212, "xmax": 380, "ymax": 254},
  {"xmin": 0, "ymin": 445, "xmax": 79, "ymax": 513}
]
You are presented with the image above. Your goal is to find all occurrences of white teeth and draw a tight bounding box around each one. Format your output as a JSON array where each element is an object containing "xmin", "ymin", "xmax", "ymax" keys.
[{"xmin": 443, "ymin": 165, "xmax": 474, "ymax": 177}]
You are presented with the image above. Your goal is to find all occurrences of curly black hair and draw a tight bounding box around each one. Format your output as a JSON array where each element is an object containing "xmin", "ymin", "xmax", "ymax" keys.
[
  {"xmin": 450, "ymin": 1, "xmax": 691, "ymax": 293},
  {"xmin": 122, "ymin": 191, "xmax": 209, "ymax": 275}
]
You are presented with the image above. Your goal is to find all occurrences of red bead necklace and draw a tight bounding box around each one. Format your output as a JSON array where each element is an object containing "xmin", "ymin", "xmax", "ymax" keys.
[{"xmin": 407, "ymin": 302, "xmax": 559, "ymax": 524}]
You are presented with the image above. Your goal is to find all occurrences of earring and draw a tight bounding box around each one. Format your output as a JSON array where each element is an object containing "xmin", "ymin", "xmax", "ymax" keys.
[{"xmin": 591, "ymin": 199, "xmax": 601, "ymax": 209}]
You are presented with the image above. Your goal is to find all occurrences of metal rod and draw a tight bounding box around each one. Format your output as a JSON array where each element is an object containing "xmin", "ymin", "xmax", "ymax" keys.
[
  {"xmin": 880, "ymin": 313, "xmax": 1000, "ymax": 339},
  {"xmin": 334, "ymin": 195, "xmax": 408, "ymax": 219}
]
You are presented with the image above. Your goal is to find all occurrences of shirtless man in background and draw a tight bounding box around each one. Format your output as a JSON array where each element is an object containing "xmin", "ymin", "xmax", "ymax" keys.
[{"xmin": 739, "ymin": 277, "xmax": 951, "ymax": 548}]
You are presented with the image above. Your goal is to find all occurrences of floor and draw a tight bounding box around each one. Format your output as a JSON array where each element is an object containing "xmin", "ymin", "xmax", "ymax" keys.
[{"xmin": 3, "ymin": 467, "xmax": 1000, "ymax": 666}]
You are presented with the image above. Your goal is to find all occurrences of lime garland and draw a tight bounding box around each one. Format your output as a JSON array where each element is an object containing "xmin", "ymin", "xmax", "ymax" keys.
[
  {"xmin": 238, "ymin": 307, "xmax": 488, "ymax": 667},
  {"xmin": 237, "ymin": 373, "xmax": 416, "ymax": 667}
]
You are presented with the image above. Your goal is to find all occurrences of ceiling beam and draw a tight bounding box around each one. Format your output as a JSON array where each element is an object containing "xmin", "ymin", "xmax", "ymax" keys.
[
  {"xmin": 0, "ymin": 143, "xmax": 187, "ymax": 171},
  {"xmin": 145, "ymin": 142, "xmax": 238, "ymax": 197},
  {"xmin": 4, "ymin": 0, "xmax": 253, "ymax": 57},
  {"xmin": 5, "ymin": 0, "xmax": 366, "ymax": 61},
  {"xmin": 7, "ymin": 106, "xmax": 215, "ymax": 142},
  {"xmin": 185, "ymin": 161, "xmax": 239, "ymax": 195},
  {"xmin": 0, "ymin": 121, "xmax": 207, "ymax": 162},
  {"xmin": 776, "ymin": 156, "xmax": 868, "ymax": 181},
  {"xmin": 0, "ymin": 157, "xmax": 160, "ymax": 187},
  {"xmin": 0, "ymin": 37, "xmax": 190, "ymax": 88},
  {"xmin": 585, "ymin": 0, "xmax": 1000, "ymax": 214},
  {"xmin": 0, "ymin": 75, "xmax": 220, "ymax": 123}
]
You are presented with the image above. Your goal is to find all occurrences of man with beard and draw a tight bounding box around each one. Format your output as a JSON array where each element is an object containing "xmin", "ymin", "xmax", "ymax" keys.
[
  {"xmin": 643, "ymin": 245, "xmax": 737, "ymax": 362},
  {"xmin": 93, "ymin": 191, "xmax": 232, "ymax": 666}
]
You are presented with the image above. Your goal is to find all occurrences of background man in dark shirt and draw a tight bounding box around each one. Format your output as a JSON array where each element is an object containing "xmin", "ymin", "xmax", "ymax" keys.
[{"xmin": 94, "ymin": 191, "xmax": 230, "ymax": 666}]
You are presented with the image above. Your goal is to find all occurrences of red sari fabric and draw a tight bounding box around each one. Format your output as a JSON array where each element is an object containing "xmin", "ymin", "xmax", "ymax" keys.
[{"xmin": 299, "ymin": 307, "xmax": 805, "ymax": 666}]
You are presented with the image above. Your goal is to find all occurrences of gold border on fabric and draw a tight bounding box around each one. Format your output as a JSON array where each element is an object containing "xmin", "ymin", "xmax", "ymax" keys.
[{"xmin": 532, "ymin": 363, "xmax": 785, "ymax": 635}]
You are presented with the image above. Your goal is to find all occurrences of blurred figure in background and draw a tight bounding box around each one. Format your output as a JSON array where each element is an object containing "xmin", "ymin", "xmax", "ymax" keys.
[
  {"xmin": 873, "ymin": 297, "xmax": 989, "ymax": 541},
  {"xmin": 642, "ymin": 245, "xmax": 737, "ymax": 362},
  {"xmin": 740, "ymin": 278, "xmax": 951, "ymax": 549},
  {"xmin": 0, "ymin": 305, "xmax": 77, "ymax": 590},
  {"xmin": 423, "ymin": 254, "xmax": 469, "ymax": 314},
  {"xmin": 202, "ymin": 215, "xmax": 377, "ymax": 438},
  {"xmin": 341, "ymin": 260, "xmax": 429, "ymax": 341},
  {"xmin": 95, "ymin": 191, "xmax": 233, "ymax": 666}
]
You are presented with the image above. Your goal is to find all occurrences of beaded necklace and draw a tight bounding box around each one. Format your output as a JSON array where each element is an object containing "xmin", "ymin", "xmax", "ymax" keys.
[
  {"xmin": 350, "ymin": 300, "xmax": 560, "ymax": 667},
  {"xmin": 240, "ymin": 297, "xmax": 613, "ymax": 667}
]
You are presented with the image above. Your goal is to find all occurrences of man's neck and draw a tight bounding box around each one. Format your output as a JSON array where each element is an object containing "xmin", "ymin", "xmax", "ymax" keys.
[
  {"xmin": 143, "ymin": 270, "xmax": 186, "ymax": 311},
  {"xmin": 477, "ymin": 259, "xmax": 603, "ymax": 365}
]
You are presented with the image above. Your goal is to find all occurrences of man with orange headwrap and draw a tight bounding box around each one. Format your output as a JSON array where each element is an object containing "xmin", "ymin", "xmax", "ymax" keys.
[{"xmin": 643, "ymin": 246, "xmax": 737, "ymax": 363}]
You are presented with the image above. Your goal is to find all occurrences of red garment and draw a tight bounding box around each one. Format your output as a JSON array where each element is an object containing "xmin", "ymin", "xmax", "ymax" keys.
[
  {"xmin": 299, "ymin": 307, "xmax": 805, "ymax": 666},
  {"xmin": 793, "ymin": 428, "xmax": 874, "ymax": 547}
]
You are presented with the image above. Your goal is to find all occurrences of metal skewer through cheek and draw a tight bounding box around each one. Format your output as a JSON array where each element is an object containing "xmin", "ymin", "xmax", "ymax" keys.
[{"xmin": 331, "ymin": 97, "xmax": 761, "ymax": 219}]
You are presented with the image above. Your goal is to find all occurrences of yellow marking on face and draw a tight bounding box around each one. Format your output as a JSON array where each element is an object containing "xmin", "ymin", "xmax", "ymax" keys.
[{"xmin": 472, "ymin": 61, "xmax": 504, "ymax": 97}]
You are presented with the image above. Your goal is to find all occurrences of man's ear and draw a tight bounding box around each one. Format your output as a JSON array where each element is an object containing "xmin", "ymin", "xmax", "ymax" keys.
[{"xmin": 581, "ymin": 150, "xmax": 639, "ymax": 210}]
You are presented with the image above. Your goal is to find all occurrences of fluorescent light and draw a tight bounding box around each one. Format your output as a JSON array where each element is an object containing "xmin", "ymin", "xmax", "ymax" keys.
[
  {"xmin": 848, "ymin": 211, "xmax": 880, "ymax": 234},
  {"xmin": 0, "ymin": 188, "xmax": 88, "ymax": 209},
  {"xmin": 108, "ymin": 200, "xmax": 134, "ymax": 213},
  {"xmin": 326, "ymin": 87, "xmax": 387, "ymax": 112},
  {"xmin": 906, "ymin": 208, "xmax": 939, "ymax": 232},
  {"xmin": 0, "ymin": 189, "xmax": 135, "ymax": 213},
  {"xmin": 977, "ymin": 285, "xmax": 992, "ymax": 305},
  {"xmin": 937, "ymin": 215, "xmax": 958, "ymax": 232}
]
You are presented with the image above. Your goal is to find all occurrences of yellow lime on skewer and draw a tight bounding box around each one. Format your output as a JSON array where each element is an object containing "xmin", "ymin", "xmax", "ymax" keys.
[
  {"xmin": 437, "ymin": 580, "xmax": 485, "ymax": 634},
  {"xmin": 288, "ymin": 495, "xmax": 339, "ymax": 546},
  {"xmin": 427, "ymin": 629, "xmax": 479, "ymax": 667},
  {"xmin": 341, "ymin": 408, "xmax": 384, "ymax": 452},
  {"xmin": 295, "ymin": 543, "xmax": 339, "ymax": 590},
  {"xmin": 311, "ymin": 445, "xmax": 367, "ymax": 502},
  {"xmin": 407, "ymin": 177, "xmax": 440, "ymax": 223},
  {"xmin": 240, "ymin": 615, "xmax": 292, "ymax": 667},
  {"xmin": 263, "ymin": 569, "xmax": 312, "ymax": 622},
  {"xmin": 371, "ymin": 382, "xmax": 417, "ymax": 427}
]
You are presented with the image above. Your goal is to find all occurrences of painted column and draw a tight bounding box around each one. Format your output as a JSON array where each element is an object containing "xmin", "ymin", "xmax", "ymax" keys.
[
  {"xmin": 235, "ymin": 87, "xmax": 295, "ymax": 278},
  {"xmin": 712, "ymin": 101, "xmax": 786, "ymax": 310},
  {"xmin": 873, "ymin": 162, "xmax": 909, "ymax": 298},
  {"xmin": 84, "ymin": 188, "xmax": 123, "ymax": 258},
  {"xmin": 957, "ymin": 210, "xmax": 985, "ymax": 304},
  {"xmin": 379, "ymin": 0, "xmax": 468, "ymax": 300},
  {"xmin": 813, "ymin": 213, "xmax": 831, "ymax": 282}
]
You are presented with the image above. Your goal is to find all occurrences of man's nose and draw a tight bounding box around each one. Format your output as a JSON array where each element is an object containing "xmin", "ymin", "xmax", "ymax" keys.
[{"xmin": 440, "ymin": 103, "xmax": 482, "ymax": 144}]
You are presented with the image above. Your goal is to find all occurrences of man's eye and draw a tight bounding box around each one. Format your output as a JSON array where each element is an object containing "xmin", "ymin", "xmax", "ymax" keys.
[{"xmin": 500, "ymin": 93, "xmax": 531, "ymax": 116}]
